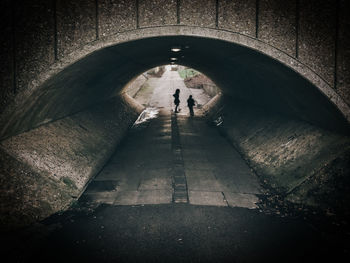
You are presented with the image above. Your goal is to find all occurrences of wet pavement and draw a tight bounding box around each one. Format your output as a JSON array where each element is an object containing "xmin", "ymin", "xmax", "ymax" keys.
[{"xmin": 3, "ymin": 69, "xmax": 349, "ymax": 262}]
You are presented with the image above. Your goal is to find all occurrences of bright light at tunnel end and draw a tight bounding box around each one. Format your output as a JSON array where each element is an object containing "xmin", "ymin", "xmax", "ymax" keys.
[{"xmin": 171, "ymin": 47, "xmax": 181, "ymax": 52}]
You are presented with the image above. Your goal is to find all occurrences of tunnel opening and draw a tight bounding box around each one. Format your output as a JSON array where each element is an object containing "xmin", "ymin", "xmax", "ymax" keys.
[
  {"xmin": 124, "ymin": 65, "xmax": 220, "ymax": 114},
  {"xmin": 0, "ymin": 35, "xmax": 350, "ymax": 231}
]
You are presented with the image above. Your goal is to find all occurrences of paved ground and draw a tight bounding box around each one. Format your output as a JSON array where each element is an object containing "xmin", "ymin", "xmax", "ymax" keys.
[
  {"xmin": 82, "ymin": 69, "xmax": 260, "ymax": 208},
  {"xmin": 3, "ymin": 69, "xmax": 349, "ymax": 262},
  {"xmin": 4, "ymin": 204, "xmax": 347, "ymax": 262}
]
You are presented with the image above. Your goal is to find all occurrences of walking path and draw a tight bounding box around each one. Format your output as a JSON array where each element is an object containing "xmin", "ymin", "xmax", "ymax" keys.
[{"xmin": 80, "ymin": 69, "xmax": 261, "ymax": 208}]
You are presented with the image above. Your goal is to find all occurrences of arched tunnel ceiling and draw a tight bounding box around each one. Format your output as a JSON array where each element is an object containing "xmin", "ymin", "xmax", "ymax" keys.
[{"xmin": 1, "ymin": 35, "xmax": 349, "ymax": 139}]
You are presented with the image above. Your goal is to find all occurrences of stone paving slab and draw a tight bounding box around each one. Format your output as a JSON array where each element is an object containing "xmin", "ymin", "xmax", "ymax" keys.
[
  {"xmin": 93, "ymin": 163, "xmax": 128, "ymax": 180},
  {"xmin": 85, "ymin": 180, "xmax": 119, "ymax": 192},
  {"xmin": 215, "ymin": 173, "xmax": 261, "ymax": 195},
  {"xmin": 183, "ymin": 160, "xmax": 216, "ymax": 170},
  {"xmin": 145, "ymin": 136, "xmax": 172, "ymax": 144},
  {"xmin": 185, "ymin": 169, "xmax": 222, "ymax": 192},
  {"xmin": 188, "ymin": 191, "xmax": 228, "ymax": 206},
  {"xmin": 94, "ymin": 168, "xmax": 141, "ymax": 190},
  {"xmin": 141, "ymin": 167, "xmax": 171, "ymax": 177},
  {"xmin": 141, "ymin": 159, "xmax": 173, "ymax": 169},
  {"xmin": 113, "ymin": 190, "xmax": 139, "ymax": 205},
  {"xmin": 138, "ymin": 176, "xmax": 173, "ymax": 191},
  {"xmin": 223, "ymin": 192, "xmax": 259, "ymax": 209},
  {"xmin": 114, "ymin": 190, "xmax": 173, "ymax": 205},
  {"xmin": 80, "ymin": 191, "xmax": 119, "ymax": 205},
  {"xmin": 182, "ymin": 152, "xmax": 208, "ymax": 161},
  {"xmin": 212, "ymin": 175, "xmax": 241, "ymax": 193}
]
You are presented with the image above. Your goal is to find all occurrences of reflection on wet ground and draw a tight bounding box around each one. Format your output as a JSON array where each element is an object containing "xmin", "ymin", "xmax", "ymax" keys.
[{"xmin": 133, "ymin": 107, "xmax": 159, "ymax": 126}]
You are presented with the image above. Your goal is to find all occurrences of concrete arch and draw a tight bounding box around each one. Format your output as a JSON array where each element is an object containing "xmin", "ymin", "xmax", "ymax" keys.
[
  {"xmin": 1, "ymin": 26, "xmax": 349, "ymax": 140},
  {"xmin": 1, "ymin": 1, "xmax": 350, "ymax": 229}
]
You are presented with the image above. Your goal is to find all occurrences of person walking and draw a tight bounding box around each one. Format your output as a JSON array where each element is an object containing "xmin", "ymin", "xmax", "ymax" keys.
[
  {"xmin": 173, "ymin": 89, "xmax": 180, "ymax": 113},
  {"xmin": 187, "ymin": 95, "xmax": 195, "ymax": 116}
]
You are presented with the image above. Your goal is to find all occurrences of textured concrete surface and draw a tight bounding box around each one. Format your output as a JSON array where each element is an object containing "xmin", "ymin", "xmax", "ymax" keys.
[
  {"xmin": 0, "ymin": 0, "xmax": 13, "ymax": 113},
  {"xmin": 14, "ymin": 0, "xmax": 55, "ymax": 94},
  {"xmin": 337, "ymin": 0, "xmax": 350, "ymax": 105},
  {"xmin": 206, "ymin": 97, "xmax": 350, "ymax": 213},
  {"xmin": 179, "ymin": 115, "xmax": 260, "ymax": 207},
  {"xmin": 218, "ymin": 0, "xmax": 256, "ymax": 36},
  {"xmin": 0, "ymin": 94, "xmax": 143, "ymax": 229},
  {"xmin": 1, "ymin": 96, "xmax": 134, "ymax": 189},
  {"xmin": 98, "ymin": 0, "xmax": 136, "ymax": 37},
  {"xmin": 139, "ymin": 0, "xmax": 177, "ymax": 27},
  {"xmin": 0, "ymin": 147, "xmax": 75, "ymax": 230},
  {"xmin": 259, "ymin": 0, "xmax": 296, "ymax": 56},
  {"xmin": 56, "ymin": 0, "xmax": 96, "ymax": 58},
  {"xmin": 179, "ymin": 0, "xmax": 216, "ymax": 27},
  {"xmin": 125, "ymin": 73, "xmax": 148, "ymax": 98},
  {"xmin": 298, "ymin": 0, "xmax": 336, "ymax": 86},
  {"xmin": 0, "ymin": 46, "xmax": 142, "ymax": 140}
]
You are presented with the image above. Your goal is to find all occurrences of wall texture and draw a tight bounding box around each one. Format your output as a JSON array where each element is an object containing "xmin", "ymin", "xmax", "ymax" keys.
[
  {"xmin": 205, "ymin": 95, "xmax": 350, "ymax": 214},
  {"xmin": 0, "ymin": 94, "xmax": 143, "ymax": 229},
  {"xmin": 125, "ymin": 74, "xmax": 149, "ymax": 98},
  {"xmin": 0, "ymin": 0, "xmax": 349, "ymax": 119}
]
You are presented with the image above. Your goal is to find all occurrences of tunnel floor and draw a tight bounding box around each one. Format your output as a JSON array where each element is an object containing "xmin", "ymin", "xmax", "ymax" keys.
[
  {"xmin": 80, "ymin": 112, "xmax": 261, "ymax": 208},
  {"xmin": 3, "ymin": 69, "xmax": 349, "ymax": 262},
  {"xmin": 79, "ymin": 69, "xmax": 260, "ymax": 208}
]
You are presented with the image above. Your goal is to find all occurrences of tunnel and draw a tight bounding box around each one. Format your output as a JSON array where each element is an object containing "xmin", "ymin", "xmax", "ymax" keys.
[
  {"xmin": 1, "ymin": 1, "xmax": 350, "ymax": 261},
  {"xmin": 1, "ymin": 35, "xmax": 350, "ymax": 140}
]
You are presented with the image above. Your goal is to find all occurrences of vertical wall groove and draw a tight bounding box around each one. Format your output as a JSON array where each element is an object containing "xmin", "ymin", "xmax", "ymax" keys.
[
  {"xmin": 95, "ymin": 0, "xmax": 99, "ymax": 40},
  {"xmin": 215, "ymin": 0, "xmax": 219, "ymax": 28},
  {"xmin": 334, "ymin": 0, "xmax": 340, "ymax": 89},
  {"xmin": 255, "ymin": 0, "xmax": 260, "ymax": 38},
  {"xmin": 11, "ymin": 0, "xmax": 17, "ymax": 93},
  {"xmin": 53, "ymin": 0, "xmax": 58, "ymax": 61},
  {"xmin": 176, "ymin": 0, "xmax": 180, "ymax": 24},
  {"xmin": 136, "ymin": 0, "xmax": 139, "ymax": 28},
  {"xmin": 295, "ymin": 0, "xmax": 300, "ymax": 58}
]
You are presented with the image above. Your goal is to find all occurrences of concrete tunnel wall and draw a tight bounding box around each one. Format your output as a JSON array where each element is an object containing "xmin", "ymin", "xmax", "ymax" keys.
[
  {"xmin": 0, "ymin": 94, "xmax": 143, "ymax": 228},
  {"xmin": 203, "ymin": 94, "xmax": 350, "ymax": 213},
  {"xmin": 1, "ymin": 0, "xmax": 350, "ymax": 135},
  {"xmin": 1, "ymin": 0, "xmax": 350, "ymax": 228}
]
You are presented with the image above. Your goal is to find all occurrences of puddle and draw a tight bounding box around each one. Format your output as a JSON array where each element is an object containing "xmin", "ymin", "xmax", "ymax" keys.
[{"xmin": 133, "ymin": 107, "xmax": 159, "ymax": 128}]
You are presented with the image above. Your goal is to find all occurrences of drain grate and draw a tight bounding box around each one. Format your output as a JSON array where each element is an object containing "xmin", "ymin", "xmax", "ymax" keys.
[{"xmin": 171, "ymin": 113, "xmax": 189, "ymax": 203}]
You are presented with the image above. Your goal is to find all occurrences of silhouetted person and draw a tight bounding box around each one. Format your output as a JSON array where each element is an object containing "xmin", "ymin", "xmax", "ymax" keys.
[
  {"xmin": 173, "ymin": 89, "xmax": 180, "ymax": 113},
  {"xmin": 187, "ymin": 95, "xmax": 195, "ymax": 116}
]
